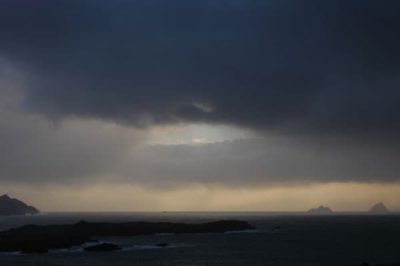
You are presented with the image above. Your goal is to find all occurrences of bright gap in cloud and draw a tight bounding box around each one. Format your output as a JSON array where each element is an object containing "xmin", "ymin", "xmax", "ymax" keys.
[{"xmin": 146, "ymin": 123, "xmax": 256, "ymax": 146}]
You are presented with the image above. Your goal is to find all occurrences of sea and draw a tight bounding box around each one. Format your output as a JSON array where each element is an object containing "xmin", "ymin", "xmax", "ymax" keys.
[{"xmin": 0, "ymin": 212, "xmax": 400, "ymax": 266}]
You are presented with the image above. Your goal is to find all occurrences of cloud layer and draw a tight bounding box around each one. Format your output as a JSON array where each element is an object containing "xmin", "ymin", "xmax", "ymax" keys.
[
  {"xmin": 1, "ymin": 0, "xmax": 400, "ymax": 202},
  {"xmin": 1, "ymin": 0, "xmax": 400, "ymax": 137}
]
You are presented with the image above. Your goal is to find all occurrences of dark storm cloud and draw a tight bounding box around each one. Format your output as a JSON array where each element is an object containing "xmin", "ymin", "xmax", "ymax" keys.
[
  {"xmin": 1, "ymin": 58, "xmax": 400, "ymax": 185},
  {"xmin": 0, "ymin": 70, "xmax": 145, "ymax": 184},
  {"xmin": 1, "ymin": 0, "xmax": 400, "ymax": 135}
]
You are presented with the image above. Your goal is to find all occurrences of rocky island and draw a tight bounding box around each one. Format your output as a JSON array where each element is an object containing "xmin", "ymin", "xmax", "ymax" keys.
[
  {"xmin": 369, "ymin": 202, "xmax": 390, "ymax": 214},
  {"xmin": 0, "ymin": 220, "xmax": 255, "ymax": 253},
  {"xmin": 307, "ymin": 205, "xmax": 333, "ymax": 214},
  {"xmin": 0, "ymin": 194, "xmax": 39, "ymax": 215}
]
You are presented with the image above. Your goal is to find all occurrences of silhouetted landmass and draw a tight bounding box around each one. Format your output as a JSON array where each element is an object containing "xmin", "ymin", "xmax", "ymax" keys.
[
  {"xmin": 369, "ymin": 202, "xmax": 390, "ymax": 214},
  {"xmin": 0, "ymin": 220, "xmax": 254, "ymax": 253},
  {"xmin": 0, "ymin": 194, "xmax": 39, "ymax": 215},
  {"xmin": 84, "ymin": 243, "xmax": 121, "ymax": 252},
  {"xmin": 306, "ymin": 205, "xmax": 333, "ymax": 214}
]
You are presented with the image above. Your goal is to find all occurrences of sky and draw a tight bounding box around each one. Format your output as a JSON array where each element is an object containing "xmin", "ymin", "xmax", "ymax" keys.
[{"xmin": 1, "ymin": 0, "xmax": 400, "ymax": 211}]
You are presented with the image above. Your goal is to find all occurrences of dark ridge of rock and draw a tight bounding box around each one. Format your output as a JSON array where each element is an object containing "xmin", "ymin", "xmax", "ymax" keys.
[
  {"xmin": 84, "ymin": 243, "xmax": 121, "ymax": 252},
  {"xmin": 0, "ymin": 227, "xmax": 91, "ymax": 253},
  {"xmin": 369, "ymin": 202, "xmax": 390, "ymax": 214},
  {"xmin": 0, "ymin": 194, "xmax": 39, "ymax": 215},
  {"xmin": 0, "ymin": 220, "xmax": 254, "ymax": 253},
  {"xmin": 306, "ymin": 205, "xmax": 333, "ymax": 214},
  {"xmin": 21, "ymin": 247, "xmax": 49, "ymax": 254}
]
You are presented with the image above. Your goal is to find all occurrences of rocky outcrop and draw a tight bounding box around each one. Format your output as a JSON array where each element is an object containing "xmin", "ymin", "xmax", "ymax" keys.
[
  {"xmin": 0, "ymin": 220, "xmax": 255, "ymax": 253},
  {"xmin": 0, "ymin": 194, "xmax": 39, "ymax": 215},
  {"xmin": 307, "ymin": 205, "xmax": 333, "ymax": 214}
]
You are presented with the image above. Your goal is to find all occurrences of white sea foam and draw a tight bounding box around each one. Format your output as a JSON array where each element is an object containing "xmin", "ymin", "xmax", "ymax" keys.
[
  {"xmin": 0, "ymin": 251, "xmax": 22, "ymax": 256},
  {"xmin": 224, "ymin": 229, "xmax": 259, "ymax": 234},
  {"xmin": 121, "ymin": 243, "xmax": 192, "ymax": 251},
  {"xmin": 0, "ymin": 241, "xmax": 192, "ymax": 256}
]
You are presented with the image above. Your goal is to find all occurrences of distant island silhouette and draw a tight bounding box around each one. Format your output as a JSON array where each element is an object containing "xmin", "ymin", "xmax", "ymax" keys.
[
  {"xmin": 307, "ymin": 205, "xmax": 333, "ymax": 214},
  {"xmin": 369, "ymin": 202, "xmax": 390, "ymax": 214},
  {"xmin": 0, "ymin": 194, "xmax": 39, "ymax": 215}
]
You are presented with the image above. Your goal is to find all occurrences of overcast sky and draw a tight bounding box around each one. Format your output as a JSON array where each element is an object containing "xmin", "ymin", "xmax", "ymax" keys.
[{"xmin": 1, "ymin": 0, "xmax": 400, "ymax": 211}]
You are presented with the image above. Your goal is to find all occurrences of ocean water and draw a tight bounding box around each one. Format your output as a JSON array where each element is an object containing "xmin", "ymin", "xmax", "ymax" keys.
[{"xmin": 1, "ymin": 212, "xmax": 400, "ymax": 266}]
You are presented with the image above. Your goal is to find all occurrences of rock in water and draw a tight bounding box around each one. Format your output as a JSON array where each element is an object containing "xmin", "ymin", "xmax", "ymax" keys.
[
  {"xmin": 0, "ymin": 194, "xmax": 39, "ymax": 215},
  {"xmin": 307, "ymin": 206, "xmax": 333, "ymax": 214},
  {"xmin": 369, "ymin": 202, "xmax": 390, "ymax": 214}
]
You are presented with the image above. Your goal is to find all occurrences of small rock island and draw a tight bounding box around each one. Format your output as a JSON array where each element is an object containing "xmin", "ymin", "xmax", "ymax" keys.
[
  {"xmin": 307, "ymin": 205, "xmax": 333, "ymax": 215},
  {"xmin": 369, "ymin": 202, "xmax": 390, "ymax": 214},
  {"xmin": 0, "ymin": 194, "xmax": 39, "ymax": 215},
  {"xmin": 0, "ymin": 220, "xmax": 255, "ymax": 253}
]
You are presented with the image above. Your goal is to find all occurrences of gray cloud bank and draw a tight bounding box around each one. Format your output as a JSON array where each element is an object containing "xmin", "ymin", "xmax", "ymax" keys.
[
  {"xmin": 1, "ymin": 0, "xmax": 400, "ymax": 137},
  {"xmin": 1, "ymin": 79, "xmax": 399, "ymax": 186},
  {"xmin": 1, "ymin": 0, "xmax": 400, "ymax": 187}
]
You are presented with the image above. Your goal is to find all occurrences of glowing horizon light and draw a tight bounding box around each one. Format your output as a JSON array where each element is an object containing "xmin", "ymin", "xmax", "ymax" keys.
[{"xmin": 146, "ymin": 123, "xmax": 257, "ymax": 146}]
